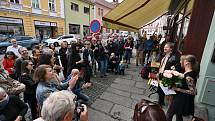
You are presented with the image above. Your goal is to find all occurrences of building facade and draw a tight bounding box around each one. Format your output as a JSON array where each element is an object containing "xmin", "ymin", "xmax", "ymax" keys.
[
  {"xmin": 0, "ymin": 0, "xmax": 65, "ymax": 40},
  {"xmin": 94, "ymin": 0, "xmax": 114, "ymax": 34},
  {"xmin": 64, "ymin": 0, "xmax": 94, "ymax": 39},
  {"xmin": 142, "ymin": 15, "xmax": 168, "ymax": 38}
]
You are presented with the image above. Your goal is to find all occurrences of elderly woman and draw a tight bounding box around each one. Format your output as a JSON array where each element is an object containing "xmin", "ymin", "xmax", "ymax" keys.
[
  {"xmin": 34, "ymin": 65, "xmax": 79, "ymax": 107},
  {"xmin": 34, "ymin": 90, "xmax": 89, "ymax": 121},
  {"xmin": 0, "ymin": 87, "xmax": 28, "ymax": 121}
]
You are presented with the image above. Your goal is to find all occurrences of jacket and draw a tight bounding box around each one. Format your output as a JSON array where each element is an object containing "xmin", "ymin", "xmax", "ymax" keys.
[
  {"xmin": 36, "ymin": 81, "xmax": 69, "ymax": 106},
  {"xmin": 2, "ymin": 58, "xmax": 15, "ymax": 75},
  {"xmin": 19, "ymin": 73, "xmax": 37, "ymax": 95},
  {"xmin": 163, "ymin": 53, "xmax": 180, "ymax": 71},
  {"xmin": 0, "ymin": 71, "xmax": 25, "ymax": 95}
]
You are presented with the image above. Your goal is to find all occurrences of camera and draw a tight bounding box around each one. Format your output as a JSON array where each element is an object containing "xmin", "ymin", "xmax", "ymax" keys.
[{"xmin": 73, "ymin": 100, "xmax": 84, "ymax": 121}]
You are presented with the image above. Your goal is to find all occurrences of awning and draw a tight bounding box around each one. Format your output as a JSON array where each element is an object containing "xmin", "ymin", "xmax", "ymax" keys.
[{"xmin": 102, "ymin": 0, "xmax": 171, "ymax": 32}]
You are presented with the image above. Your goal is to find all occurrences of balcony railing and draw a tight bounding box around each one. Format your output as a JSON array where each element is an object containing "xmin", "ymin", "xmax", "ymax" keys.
[
  {"xmin": 9, "ymin": 2, "xmax": 23, "ymax": 10},
  {"xmin": 0, "ymin": 1, "xmax": 23, "ymax": 11}
]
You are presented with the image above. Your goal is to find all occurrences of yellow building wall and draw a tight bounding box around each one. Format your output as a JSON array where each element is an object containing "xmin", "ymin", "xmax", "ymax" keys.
[{"xmin": 0, "ymin": 0, "xmax": 65, "ymax": 37}]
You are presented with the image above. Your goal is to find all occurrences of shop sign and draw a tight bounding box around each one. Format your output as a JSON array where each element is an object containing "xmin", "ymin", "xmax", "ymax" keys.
[
  {"xmin": 34, "ymin": 21, "xmax": 51, "ymax": 26},
  {"xmin": 50, "ymin": 22, "xmax": 57, "ymax": 27},
  {"xmin": 0, "ymin": 17, "xmax": 23, "ymax": 24}
]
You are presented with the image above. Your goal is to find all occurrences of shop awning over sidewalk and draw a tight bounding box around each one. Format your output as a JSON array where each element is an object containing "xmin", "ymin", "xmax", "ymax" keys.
[{"xmin": 102, "ymin": 0, "xmax": 171, "ymax": 32}]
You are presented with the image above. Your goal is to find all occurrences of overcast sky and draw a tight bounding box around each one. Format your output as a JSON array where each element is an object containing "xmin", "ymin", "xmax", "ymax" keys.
[{"xmin": 105, "ymin": 0, "xmax": 123, "ymax": 3}]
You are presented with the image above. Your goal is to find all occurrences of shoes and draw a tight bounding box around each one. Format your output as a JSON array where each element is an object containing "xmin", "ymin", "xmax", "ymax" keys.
[
  {"xmin": 100, "ymin": 76, "xmax": 104, "ymax": 78},
  {"xmin": 104, "ymin": 74, "xmax": 107, "ymax": 76},
  {"xmin": 136, "ymin": 64, "xmax": 139, "ymax": 66}
]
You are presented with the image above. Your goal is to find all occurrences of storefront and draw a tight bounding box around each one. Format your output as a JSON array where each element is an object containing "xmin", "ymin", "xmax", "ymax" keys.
[
  {"xmin": 0, "ymin": 17, "xmax": 24, "ymax": 36},
  {"xmin": 34, "ymin": 20, "xmax": 58, "ymax": 40}
]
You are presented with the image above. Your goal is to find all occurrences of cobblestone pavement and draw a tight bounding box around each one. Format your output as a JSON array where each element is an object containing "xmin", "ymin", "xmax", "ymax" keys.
[{"xmin": 87, "ymin": 62, "xmax": 155, "ymax": 121}]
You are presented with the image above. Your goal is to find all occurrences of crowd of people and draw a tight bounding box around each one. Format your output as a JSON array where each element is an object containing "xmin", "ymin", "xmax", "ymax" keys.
[{"xmin": 0, "ymin": 32, "xmax": 200, "ymax": 121}]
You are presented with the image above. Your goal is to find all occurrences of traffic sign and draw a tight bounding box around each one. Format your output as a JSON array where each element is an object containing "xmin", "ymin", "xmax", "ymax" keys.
[{"xmin": 90, "ymin": 20, "xmax": 101, "ymax": 33}]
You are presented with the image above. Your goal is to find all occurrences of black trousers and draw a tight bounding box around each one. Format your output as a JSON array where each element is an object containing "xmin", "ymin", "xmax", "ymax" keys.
[
  {"xmin": 24, "ymin": 94, "xmax": 38, "ymax": 120},
  {"xmin": 166, "ymin": 103, "xmax": 183, "ymax": 121},
  {"xmin": 83, "ymin": 65, "xmax": 91, "ymax": 83},
  {"xmin": 158, "ymin": 74, "xmax": 165, "ymax": 106}
]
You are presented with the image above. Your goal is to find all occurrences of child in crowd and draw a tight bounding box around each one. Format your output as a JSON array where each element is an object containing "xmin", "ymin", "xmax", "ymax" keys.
[
  {"xmin": 109, "ymin": 53, "xmax": 120, "ymax": 74},
  {"xmin": 118, "ymin": 60, "xmax": 126, "ymax": 75}
]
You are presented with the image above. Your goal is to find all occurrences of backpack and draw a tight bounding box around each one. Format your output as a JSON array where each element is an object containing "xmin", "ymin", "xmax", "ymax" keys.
[{"xmin": 140, "ymin": 64, "xmax": 149, "ymax": 79}]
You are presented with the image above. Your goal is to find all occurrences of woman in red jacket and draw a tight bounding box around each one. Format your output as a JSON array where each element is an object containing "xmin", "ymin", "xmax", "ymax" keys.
[{"xmin": 2, "ymin": 51, "xmax": 17, "ymax": 79}]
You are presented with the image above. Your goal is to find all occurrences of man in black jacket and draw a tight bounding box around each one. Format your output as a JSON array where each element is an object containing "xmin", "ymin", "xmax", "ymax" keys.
[
  {"xmin": 158, "ymin": 42, "xmax": 180, "ymax": 106},
  {"xmin": 83, "ymin": 41, "xmax": 93, "ymax": 83}
]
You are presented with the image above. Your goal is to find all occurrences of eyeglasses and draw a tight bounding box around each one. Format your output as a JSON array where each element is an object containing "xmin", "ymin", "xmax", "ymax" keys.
[
  {"xmin": 22, "ymin": 50, "xmax": 27, "ymax": 52},
  {"xmin": 29, "ymin": 63, "xmax": 34, "ymax": 66}
]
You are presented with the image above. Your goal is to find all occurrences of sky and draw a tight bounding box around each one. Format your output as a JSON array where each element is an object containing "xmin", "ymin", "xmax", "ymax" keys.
[{"xmin": 105, "ymin": 0, "xmax": 123, "ymax": 3}]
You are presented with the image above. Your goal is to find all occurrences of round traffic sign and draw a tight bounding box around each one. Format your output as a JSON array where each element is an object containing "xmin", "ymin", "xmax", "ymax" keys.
[{"xmin": 90, "ymin": 20, "xmax": 101, "ymax": 33}]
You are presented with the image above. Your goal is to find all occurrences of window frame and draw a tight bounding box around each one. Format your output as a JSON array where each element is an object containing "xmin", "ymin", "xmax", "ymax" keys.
[
  {"xmin": 32, "ymin": 0, "xmax": 40, "ymax": 9},
  {"xmin": 71, "ymin": 2, "xmax": 79, "ymax": 12},
  {"xmin": 84, "ymin": 7, "xmax": 90, "ymax": 14},
  {"xmin": 48, "ymin": 0, "xmax": 56, "ymax": 12},
  {"xmin": 10, "ymin": 0, "xmax": 20, "ymax": 4},
  {"xmin": 69, "ymin": 24, "xmax": 80, "ymax": 34},
  {"xmin": 98, "ymin": 8, "xmax": 100, "ymax": 16},
  {"xmin": 101, "ymin": 9, "xmax": 103, "ymax": 16}
]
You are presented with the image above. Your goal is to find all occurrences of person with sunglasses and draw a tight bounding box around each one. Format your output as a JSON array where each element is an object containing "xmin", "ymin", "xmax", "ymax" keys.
[
  {"xmin": 0, "ymin": 87, "xmax": 28, "ymax": 121},
  {"xmin": 19, "ymin": 60, "xmax": 38, "ymax": 120}
]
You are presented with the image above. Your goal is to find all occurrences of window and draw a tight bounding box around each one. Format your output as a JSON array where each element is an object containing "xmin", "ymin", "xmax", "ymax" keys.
[
  {"xmin": 71, "ymin": 2, "xmax": 79, "ymax": 11},
  {"xmin": 49, "ymin": 0, "xmax": 55, "ymax": 12},
  {"xmin": 61, "ymin": 36, "xmax": 74, "ymax": 40},
  {"xmin": 98, "ymin": 8, "xmax": 100, "ymax": 16},
  {"xmin": 32, "ymin": 0, "xmax": 40, "ymax": 9},
  {"xmin": 101, "ymin": 9, "xmax": 103, "ymax": 16},
  {"xmin": 10, "ymin": 0, "xmax": 20, "ymax": 4},
  {"xmin": 69, "ymin": 24, "xmax": 80, "ymax": 34},
  {"xmin": 106, "ymin": 28, "xmax": 110, "ymax": 33},
  {"xmin": 83, "ymin": 25, "xmax": 90, "ymax": 36},
  {"xmin": 84, "ymin": 7, "xmax": 90, "ymax": 14}
]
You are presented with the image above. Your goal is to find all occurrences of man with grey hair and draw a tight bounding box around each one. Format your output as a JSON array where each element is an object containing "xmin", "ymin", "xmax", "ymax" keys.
[
  {"xmin": 6, "ymin": 38, "xmax": 22, "ymax": 58},
  {"xmin": 34, "ymin": 90, "xmax": 89, "ymax": 121},
  {"xmin": 0, "ymin": 87, "xmax": 28, "ymax": 121}
]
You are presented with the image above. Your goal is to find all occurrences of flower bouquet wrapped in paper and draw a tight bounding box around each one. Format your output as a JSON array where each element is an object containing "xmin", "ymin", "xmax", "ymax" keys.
[{"xmin": 162, "ymin": 70, "xmax": 182, "ymax": 88}]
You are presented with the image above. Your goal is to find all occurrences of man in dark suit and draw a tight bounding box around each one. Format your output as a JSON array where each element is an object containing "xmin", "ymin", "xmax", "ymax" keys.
[{"xmin": 158, "ymin": 42, "xmax": 180, "ymax": 106}]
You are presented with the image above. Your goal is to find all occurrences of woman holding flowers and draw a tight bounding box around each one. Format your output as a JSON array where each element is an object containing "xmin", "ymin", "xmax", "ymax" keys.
[{"xmin": 166, "ymin": 55, "xmax": 199, "ymax": 121}]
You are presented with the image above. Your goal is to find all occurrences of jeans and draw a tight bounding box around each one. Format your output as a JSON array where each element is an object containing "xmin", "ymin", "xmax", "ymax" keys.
[
  {"xmin": 76, "ymin": 92, "xmax": 90, "ymax": 104},
  {"xmin": 124, "ymin": 50, "xmax": 132, "ymax": 63},
  {"xmin": 100, "ymin": 59, "xmax": 108, "ymax": 76}
]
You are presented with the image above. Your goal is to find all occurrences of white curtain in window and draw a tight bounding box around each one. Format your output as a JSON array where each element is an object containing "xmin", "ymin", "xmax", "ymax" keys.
[{"xmin": 32, "ymin": 0, "xmax": 39, "ymax": 9}]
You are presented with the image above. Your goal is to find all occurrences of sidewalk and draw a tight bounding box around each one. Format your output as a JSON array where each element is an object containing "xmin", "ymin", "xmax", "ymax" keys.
[{"xmin": 88, "ymin": 62, "xmax": 155, "ymax": 121}]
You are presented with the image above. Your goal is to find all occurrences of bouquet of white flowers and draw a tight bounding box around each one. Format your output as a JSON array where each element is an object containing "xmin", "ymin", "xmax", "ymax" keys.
[{"xmin": 162, "ymin": 70, "xmax": 182, "ymax": 88}]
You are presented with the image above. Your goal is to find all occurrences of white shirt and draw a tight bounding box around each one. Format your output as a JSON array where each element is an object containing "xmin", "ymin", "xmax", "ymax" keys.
[{"xmin": 6, "ymin": 45, "xmax": 22, "ymax": 58}]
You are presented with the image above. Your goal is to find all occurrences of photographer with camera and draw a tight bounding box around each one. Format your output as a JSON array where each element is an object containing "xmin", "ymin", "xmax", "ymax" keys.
[{"xmin": 34, "ymin": 90, "xmax": 89, "ymax": 121}]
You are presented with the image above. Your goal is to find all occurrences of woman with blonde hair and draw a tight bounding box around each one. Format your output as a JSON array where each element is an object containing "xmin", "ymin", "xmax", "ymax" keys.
[{"xmin": 166, "ymin": 55, "xmax": 199, "ymax": 121}]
